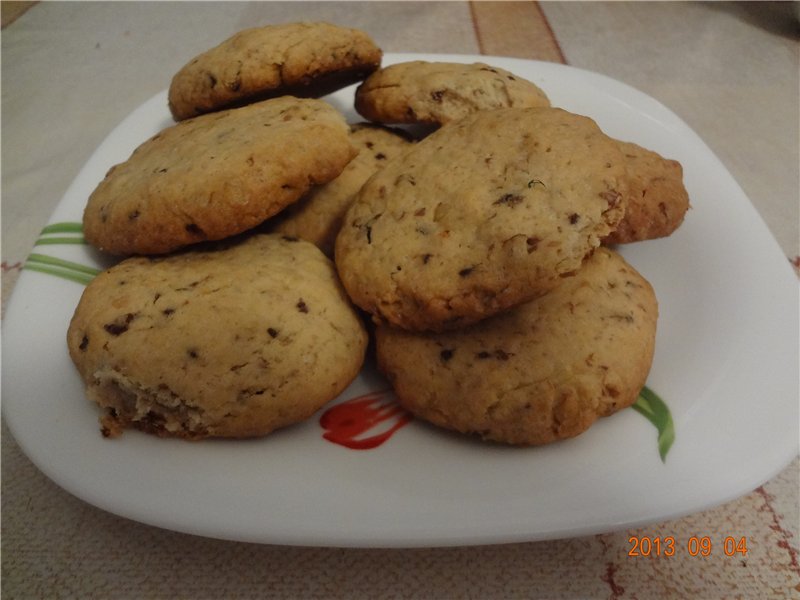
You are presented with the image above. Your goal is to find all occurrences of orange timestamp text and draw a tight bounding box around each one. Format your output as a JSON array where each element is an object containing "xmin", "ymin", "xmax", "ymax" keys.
[{"xmin": 627, "ymin": 535, "xmax": 748, "ymax": 558}]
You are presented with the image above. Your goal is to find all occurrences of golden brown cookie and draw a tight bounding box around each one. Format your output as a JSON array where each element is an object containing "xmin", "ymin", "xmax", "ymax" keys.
[
  {"xmin": 335, "ymin": 106, "xmax": 629, "ymax": 332},
  {"xmin": 604, "ymin": 141, "xmax": 690, "ymax": 244},
  {"xmin": 375, "ymin": 248, "xmax": 658, "ymax": 446},
  {"xmin": 354, "ymin": 61, "xmax": 551, "ymax": 126},
  {"xmin": 268, "ymin": 123, "xmax": 412, "ymax": 256},
  {"xmin": 67, "ymin": 234, "xmax": 368, "ymax": 440},
  {"xmin": 83, "ymin": 97, "xmax": 356, "ymax": 256},
  {"xmin": 168, "ymin": 22, "xmax": 382, "ymax": 120}
]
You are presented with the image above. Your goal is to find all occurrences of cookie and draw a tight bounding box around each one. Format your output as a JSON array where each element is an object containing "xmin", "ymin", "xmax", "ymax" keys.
[
  {"xmin": 604, "ymin": 141, "xmax": 690, "ymax": 244},
  {"xmin": 168, "ymin": 22, "xmax": 382, "ymax": 120},
  {"xmin": 375, "ymin": 248, "xmax": 658, "ymax": 446},
  {"xmin": 83, "ymin": 97, "xmax": 356, "ymax": 256},
  {"xmin": 268, "ymin": 123, "xmax": 412, "ymax": 256},
  {"xmin": 67, "ymin": 233, "xmax": 368, "ymax": 440},
  {"xmin": 335, "ymin": 106, "xmax": 629, "ymax": 332},
  {"xmin": 354, "ymin": 61, "xmax": 550, "ymax": 126}
]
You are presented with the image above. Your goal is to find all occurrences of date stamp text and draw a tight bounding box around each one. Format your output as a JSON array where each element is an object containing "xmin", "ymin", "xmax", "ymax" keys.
[{"xmin": 627, "ymin": 535, "xmax": 749, "ymax": 558}]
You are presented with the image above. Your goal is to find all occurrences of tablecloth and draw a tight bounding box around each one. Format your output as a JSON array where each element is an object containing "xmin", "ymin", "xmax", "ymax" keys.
[{"xmin": 2, "ymin": 2, "xmax": 798, "ymax": 597}]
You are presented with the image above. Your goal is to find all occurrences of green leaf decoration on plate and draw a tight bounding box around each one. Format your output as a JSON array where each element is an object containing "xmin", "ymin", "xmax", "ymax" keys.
[
  {"xmin": 35, "ymin": 221, "xmax": 86, "ymax": 245},
  {"xmin": 632, "ymin": 385, "xmax": 675, "ymax": 463},
  {"xmin": 25, "ymin": 253, "xmax": 100, "ymax": 285},
  {"xmin": 23, "ymin": 222, "xmax": 99, "ymax": 285}
]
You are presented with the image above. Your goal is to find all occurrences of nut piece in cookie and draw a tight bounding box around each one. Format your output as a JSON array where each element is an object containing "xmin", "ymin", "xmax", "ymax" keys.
[
  {"xmin": 67, "ymin": 234, "xmax": 368, "ymax": 440},
  {"xmin": 335, "ymin": 106, "xmax": 628, "ymax": 332},
  {"xmin": 375, "ymin": 248, "xmax": 658, "ymax": 446},
  {"xmin": 169, "ymin": 22, "xmax": 382, "ymax": 120},
  {"xmin": 604, "ymin": 140, "xmax": 690, "ymax": 244},
  {"xmin": 83, "ymin": 97, "xmax": 356, "ymax": 256},
  {"xmin": 355, "ymin": 61, "xmax": 550, "ymax": 127},
  {"xmin": 268, "ymin": 123, "xmax": 412, "ymax": 257}
]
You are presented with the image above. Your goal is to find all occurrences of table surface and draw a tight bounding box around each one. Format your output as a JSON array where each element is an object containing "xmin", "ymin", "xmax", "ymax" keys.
[{"xmin": 2, "ymin": 2, "xmax": 798, "ymax": 598}]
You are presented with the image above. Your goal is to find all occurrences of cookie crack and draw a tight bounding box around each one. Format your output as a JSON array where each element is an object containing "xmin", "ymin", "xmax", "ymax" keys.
[
  {"xmin": 364, "ymin": 83, "xmax": 403, "ymax": 92},
  {"xmin": 92, "ymin": 369, "xmax": 207, "ymax": 438}
]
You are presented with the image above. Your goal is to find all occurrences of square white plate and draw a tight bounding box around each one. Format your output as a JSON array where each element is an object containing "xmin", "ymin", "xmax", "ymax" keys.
[{"xmin": 3, "ymin": 54, "xmax": 797, "ymax": 547}]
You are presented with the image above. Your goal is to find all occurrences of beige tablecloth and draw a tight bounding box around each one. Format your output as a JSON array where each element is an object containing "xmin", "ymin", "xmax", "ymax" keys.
[{"xmin": 2, "ymin": 2, "xmax": 798, "ymax": 597}]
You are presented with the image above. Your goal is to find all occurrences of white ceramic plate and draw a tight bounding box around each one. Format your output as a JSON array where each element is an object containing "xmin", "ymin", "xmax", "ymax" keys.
[{"xmin": 3, "ymin": 54, "xmax": 797, "ymax": 548}]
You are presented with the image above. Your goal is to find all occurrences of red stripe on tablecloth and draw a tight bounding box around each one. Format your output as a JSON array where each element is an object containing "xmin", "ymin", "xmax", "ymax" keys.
[
  {"xmin": 468, "ymin": 1, "xmax": 566, "ymax": 64},
  {"xmin": 531, "ymin": 1, "xmax": 567, "ymax": 64}
]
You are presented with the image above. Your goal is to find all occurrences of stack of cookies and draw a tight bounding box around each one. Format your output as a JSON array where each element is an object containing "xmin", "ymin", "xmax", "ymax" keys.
[
  {"xmin": 71, "ymin": 22, "xmax": 385, "ymax": 440},
  {"xmin": 67, "ymin": 22, "xmax": 689, "ymax": 446}
]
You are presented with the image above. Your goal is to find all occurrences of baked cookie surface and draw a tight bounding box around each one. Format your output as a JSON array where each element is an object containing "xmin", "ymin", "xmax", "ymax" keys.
[
  {"xmin": 83, "ymin": 97, "xmax": 355, "ymax": 256},
  {"xmin": 375, "ymin": 248, "xmax": 658, "ymax": 446},
  {"xmin": 605, "ymin": 141, "xmax": 690, "ymax": 244},
  {"xmin": 354, "ymin": 61, "xmax": 550, "ymax": 126},
  {"xmin": 268, "ymin": 123, "xmax": 412, "ymax": 256},
  {"xmin": 67, "ymin": 234, "xmax": 368, "ymax": 439},
  {"xmin": 169, "ymin": 22, "xmax": 382, "ymax": 120},
  {"xmin": 335, "ymin": 106, "xmax": 628, "ymax": 331}
]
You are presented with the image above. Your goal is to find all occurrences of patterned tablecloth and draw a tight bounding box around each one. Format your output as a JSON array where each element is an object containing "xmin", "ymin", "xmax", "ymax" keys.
[{"xmin": 2, "ymin": 2, "xmax": 798, "ymax": 597}]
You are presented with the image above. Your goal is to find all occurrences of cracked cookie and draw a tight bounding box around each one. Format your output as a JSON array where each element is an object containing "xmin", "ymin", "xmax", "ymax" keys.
[
  {"xmin": 335, "ymin": 106, "xmax": 629, "ymax": 332},
  {"xmin": 168, "ymin": 22, "xmax": 382, "ymax": 120},
  {"xmin": 375, "ymin": 247, "xmax": 658, "ymax": 446},
  {"xmin": 67, "ymin": 233, "xmax": 368, "ymax": 440},
  {"xmin": 354, "ymin": 60, "xmax": 550, "ymax": 126},
  {"xmin": 83, "ymin": 96, "xmax": 356, "ymax": 256}
]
